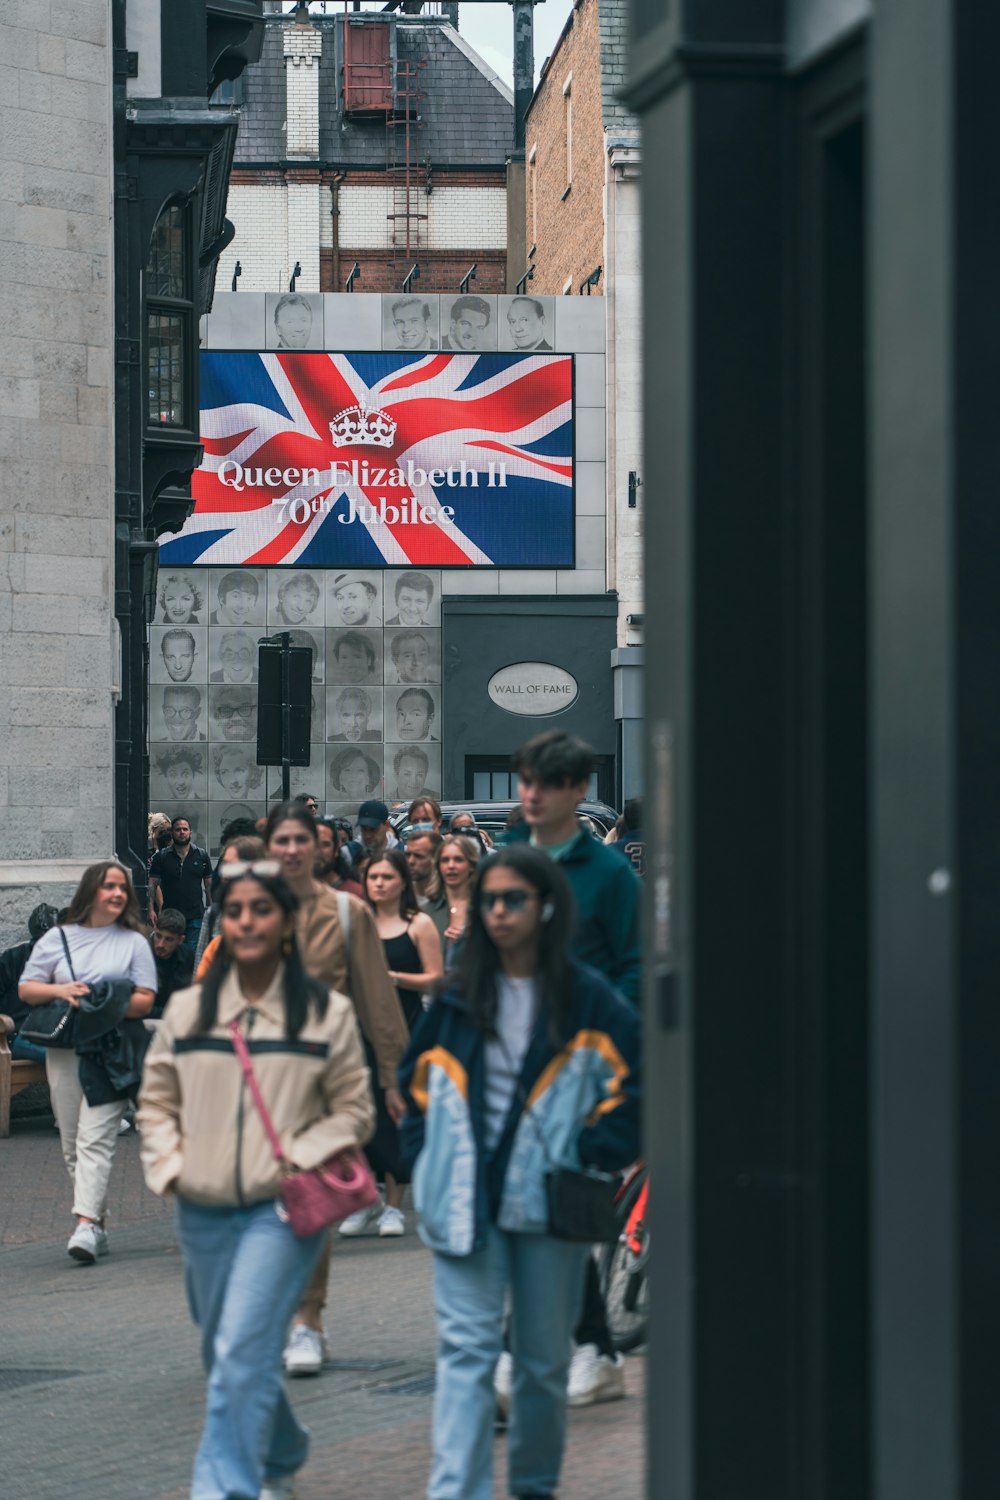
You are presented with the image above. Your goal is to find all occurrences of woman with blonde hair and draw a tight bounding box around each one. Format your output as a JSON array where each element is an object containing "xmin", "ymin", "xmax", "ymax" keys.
[
  {"xmin": 19, "ymin": 861, "xmax": 157, "ymax": 1263},
  {"xmin": 423, "ymin": 834, "xmax": 481, "ymax": 963}
]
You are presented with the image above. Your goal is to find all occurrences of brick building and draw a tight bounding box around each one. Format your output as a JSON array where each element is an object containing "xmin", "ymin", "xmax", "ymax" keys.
[
  {"xmin": 523, "ymin": 0, "xmax": 643, "ymax": 790},
  {"xmin": 215, "ymin": 5, "xmax": 514, "ymax": 295}
]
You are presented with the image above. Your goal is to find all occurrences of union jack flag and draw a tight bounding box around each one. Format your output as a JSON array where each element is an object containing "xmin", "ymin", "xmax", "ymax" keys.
[{"xmin": 158, "ymin": 352, "xmax": 575, "ymax": 568}]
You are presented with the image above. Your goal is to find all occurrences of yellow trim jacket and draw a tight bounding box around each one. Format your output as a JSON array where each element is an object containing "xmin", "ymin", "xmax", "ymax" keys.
[{"xmin": 137, "ymin": 965, "xmax": 375, "ymax": 1207}]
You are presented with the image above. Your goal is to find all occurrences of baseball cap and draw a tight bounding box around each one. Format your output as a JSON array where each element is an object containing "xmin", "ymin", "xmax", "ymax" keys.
[{"xmin": 357, "ymin": 799, "xmax": 389, "ymax": 828}]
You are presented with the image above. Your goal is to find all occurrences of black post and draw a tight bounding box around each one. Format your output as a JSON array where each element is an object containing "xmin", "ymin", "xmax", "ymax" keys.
[
  {"xmin": 279, "ymin": 631, "xmax": 291, "ymax": 802},
  {"xmin": 511, "ymin": 0, "xmax": 534, "ymax": 153}
]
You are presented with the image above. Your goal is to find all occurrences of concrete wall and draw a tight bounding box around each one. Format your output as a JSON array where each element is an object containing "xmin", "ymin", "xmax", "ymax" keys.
[{"xmin": 0, "ymin": 1, "xmax": 116, "ymax": 946}]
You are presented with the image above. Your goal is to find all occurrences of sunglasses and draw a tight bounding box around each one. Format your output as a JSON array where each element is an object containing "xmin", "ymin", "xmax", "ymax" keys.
[
  {"xmin": 219, "ymin": 860, "xmax": 282, "ymax": 881},
  {"xmin": 479, "ymin": 889, "xmax": 536, "ymax": 915}
]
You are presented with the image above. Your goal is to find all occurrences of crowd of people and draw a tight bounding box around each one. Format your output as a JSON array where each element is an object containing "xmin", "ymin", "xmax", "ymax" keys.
[{"xmin": 0, "ymin": 731, "xmax": 643, "ymax": 1500}]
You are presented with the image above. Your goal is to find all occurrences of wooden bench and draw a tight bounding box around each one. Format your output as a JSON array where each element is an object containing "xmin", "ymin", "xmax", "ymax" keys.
[{"xmin": 0, "ymin": 1015, "xmax": 48, "ymax": 1137}]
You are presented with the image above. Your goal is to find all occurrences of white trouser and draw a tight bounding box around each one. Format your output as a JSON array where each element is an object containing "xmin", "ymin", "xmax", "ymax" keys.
[{"xmin": 46, "ymin": 1049, "xmax": 126, "ymax": 1222}]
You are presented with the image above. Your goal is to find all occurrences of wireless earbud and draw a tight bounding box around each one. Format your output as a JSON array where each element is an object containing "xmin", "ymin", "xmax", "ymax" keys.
[{"xmin": 541, "ymin": 901, "xmax": 555, "ymax": 922}]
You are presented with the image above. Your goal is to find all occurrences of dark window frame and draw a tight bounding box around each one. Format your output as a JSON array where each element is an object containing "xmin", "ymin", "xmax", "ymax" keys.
[{"xmin": 144, "ymin": 200, "xmax": 199, "ymax": 442}]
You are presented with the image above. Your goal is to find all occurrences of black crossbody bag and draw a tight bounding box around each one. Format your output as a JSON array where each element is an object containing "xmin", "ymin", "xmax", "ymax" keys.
[
  {"xmin": 499, "ymin": 1032, "xmax": 620, "ymax": 1244},
  {"xmin": 19, "ymin": 929, "xmax": 82, "ymax": 1050}
]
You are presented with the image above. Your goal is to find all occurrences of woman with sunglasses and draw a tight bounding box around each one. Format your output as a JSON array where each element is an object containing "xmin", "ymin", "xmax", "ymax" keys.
[
  {"xmin": 138, "ymin": 861, "xmax": 374, "ymax": 1500},
  {"xmin": 399, "ymin": 845, "xmax": 641, "ymax": 1500},
  {"xmin": 360, "ymin": 849, "xmax": 443, "ymax": 1236}
]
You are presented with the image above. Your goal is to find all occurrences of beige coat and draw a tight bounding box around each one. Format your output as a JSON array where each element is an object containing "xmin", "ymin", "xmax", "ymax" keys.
[
  {"xmin": 137, "ymin": 965, "xmax": 375, "ymax": 1207},
  {"xmin": 295, "ymin": 885, "xmax": 409, "ymax": 1089}
]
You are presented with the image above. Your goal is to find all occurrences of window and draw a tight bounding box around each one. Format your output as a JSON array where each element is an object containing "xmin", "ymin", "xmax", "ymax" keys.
[
  {"xmin": 563, "ymin": 73, "xmax": 573, "ymax": 193},
  {"xmin": 466, "ymin": 756, "xmax": 612, "ymax": 804},
  {"xmin": 209, "ymin": 75, "xmax": 244, "ymax": 107},
  {"xmin": 146, "ymin": 204, "xmax": 195, "ymax": 432}
]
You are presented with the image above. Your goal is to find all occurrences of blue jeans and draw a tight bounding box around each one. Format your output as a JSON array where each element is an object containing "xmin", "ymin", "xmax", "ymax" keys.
[
  {"xmin": 11, "ymin": 1035, "xmax": 46, "ymax": 1063},
  {"xmin": 429, "ymin": 1225, "xmax": 589, "ymax": 1500},
  {"xmin": 176, "ymin": 1197, "xmax": 325, "ymax": 1500},
  {"xmin": 184, "ymin": 915, "xmax": 203, "ymax": 954}
]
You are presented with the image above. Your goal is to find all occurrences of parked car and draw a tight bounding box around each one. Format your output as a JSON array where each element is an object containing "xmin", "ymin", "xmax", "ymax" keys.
[{"xmin": 388, "ymin": 798, "xmax": 619, "ymax": 843}]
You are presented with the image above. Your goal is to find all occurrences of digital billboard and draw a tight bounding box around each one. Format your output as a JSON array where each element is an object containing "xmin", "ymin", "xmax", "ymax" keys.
[{"xmin": 157, "ymin": 350, "xmax": 575, "ymax": 569}]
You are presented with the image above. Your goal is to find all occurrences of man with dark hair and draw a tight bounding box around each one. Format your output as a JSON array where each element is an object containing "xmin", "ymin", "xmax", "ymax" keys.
[
  {"xmin": 499, "ymin": 728, "xmax": 640, "ymax": 1409},
  {"xmin": 148, "ymin": 817, "xmax": 214, "ymax": 951},
  {"xmin": 331, "ymin": 630, "xmax": 377, "ymax": 684},
  {"xmin": 389, "ymin": 630, "xmax": 433, "ymax": 684},
  {"xmin": 148, "ymin": 908, "xmax": 194, "ymax": 1019},
  {"xmin": 391, "ymin": 296, "xmax": 436, "ymax": 351},
  {"xmin": 391, "ymin": 746, "xmax": 431, "ymax": 802},
  {"xmin": 210, "ymin": 570, "xmax": 260, "ymax": 627},
  {"xmin": 294, "ymin": 793, "xmax": 320, "ymax": 817},
  {"xmin": 160, "ymin": 628, "xmax": 197, "ymax": 683},
  {"xmin": 272, "ymin": 292, "xmax": 314, "ymax": 349},
  {"xmin": 0, "ymin": 903, "xmax": 61, "ymax": 1063},
  {"xmin": 386, "ymin": 571, "xmax": 434, "ymax": 627},
  {"xmin": 394, "ymin": 687, "xmax": 437, "ymax": 742},
  {"xmin": 443, "ymin": 295, "xmax": 492, "ymax": 351},
  {"xmin": 161, "ymin": 685, "xmax": 206, "ymax": 742},
  {"xmin": 506, "ymin": 295, "xmax": 552, "ymax": 352}
]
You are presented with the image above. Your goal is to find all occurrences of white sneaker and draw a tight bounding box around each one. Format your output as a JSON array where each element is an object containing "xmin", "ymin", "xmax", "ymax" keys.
[
  {"xmin": 282, "ymin": 1323, "xmax": 326, "ymax": 1377},
  {"xmin": 567, "ymin": 1343, "xmax": 625, "ymax": 1407},
  {"xmin": 67, "ymin": 1222, "xmax": 108, "ymax": 1264},
  {"xmin": 337, "ymin": 1200, "xmax": 382, "ymax": 1237},
  {"xmin": 117, "ymin": 1116, "xmax": 133, "ymax": 1136},
  {"xmin": 260, "ymin": 1477, "xmax": 297, "ymax": 1500},
  {"xmin": 377, "ymin": 1205, "xmax": 405, "ymax": 1237},
  {"xmin": 493, "ymin": 1349, "xmax": 513, "ymax": 1420}
]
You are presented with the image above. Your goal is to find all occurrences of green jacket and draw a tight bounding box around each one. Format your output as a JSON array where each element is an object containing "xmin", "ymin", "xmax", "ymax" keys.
[{"xmin": 504, "ymin": 823, "xmax": 641, "ymax": 1004}]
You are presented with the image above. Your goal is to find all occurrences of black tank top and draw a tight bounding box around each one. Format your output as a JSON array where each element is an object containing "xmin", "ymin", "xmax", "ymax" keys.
[{"xmin": 382, "ymin": 926, "xmax": 424, "ymax": 1032}]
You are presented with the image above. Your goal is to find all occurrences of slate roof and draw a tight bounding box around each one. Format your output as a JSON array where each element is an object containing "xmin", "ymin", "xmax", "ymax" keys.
[{"xmin": 234, "ymin": 14, "xmax": 514, "ymax": 168}]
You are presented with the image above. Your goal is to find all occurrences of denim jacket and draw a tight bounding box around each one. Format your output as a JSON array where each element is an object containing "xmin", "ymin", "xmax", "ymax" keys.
[{"xmin": 398, "ymin": 960, "xmax": 641, "ymax": 1256}]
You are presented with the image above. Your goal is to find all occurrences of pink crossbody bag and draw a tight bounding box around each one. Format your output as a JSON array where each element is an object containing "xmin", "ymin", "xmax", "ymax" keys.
[{"xmin": 228, "ymin": 1018, "xmax": 378, "ymax": 1238}]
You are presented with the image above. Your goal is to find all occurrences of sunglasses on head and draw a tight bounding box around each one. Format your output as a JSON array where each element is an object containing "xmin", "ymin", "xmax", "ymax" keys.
[
  {"xmin": 479, "ymin": 889, "xmax": 535, "ymax": 915},
  {"xmin": 219, "ymin": 860, "xmax": 282, "ymax": 882}
]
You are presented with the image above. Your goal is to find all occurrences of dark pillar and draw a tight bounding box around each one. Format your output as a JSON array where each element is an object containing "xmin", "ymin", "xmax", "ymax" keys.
[{"xmin": 511, "ymin": 0, "xmax": 534, "ymax": 153}]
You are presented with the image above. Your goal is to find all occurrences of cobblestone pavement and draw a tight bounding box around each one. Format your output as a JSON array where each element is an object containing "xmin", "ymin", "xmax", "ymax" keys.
[{"xmin": 1, "ymin": 1115, "xmax": 645, "ymax": 1500}]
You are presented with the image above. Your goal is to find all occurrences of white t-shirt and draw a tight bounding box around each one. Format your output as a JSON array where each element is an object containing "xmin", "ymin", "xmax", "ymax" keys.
[
  {"xmin": 22, "ymin": 924, "xmax": 158, "ymax": 993},
  {"xmin": 484, "ymin": 975, "xmax": 539, "ymax": 1151}
]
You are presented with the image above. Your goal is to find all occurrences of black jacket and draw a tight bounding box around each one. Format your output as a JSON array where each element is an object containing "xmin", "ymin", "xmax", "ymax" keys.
[{"xmin": 76, "ymin": 980, "xmax": 151, "ymax": 1105}]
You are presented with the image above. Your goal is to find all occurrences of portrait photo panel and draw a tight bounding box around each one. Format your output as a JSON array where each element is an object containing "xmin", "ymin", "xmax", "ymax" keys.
[
  {"xmin": 264, "ymin": 291, "xmax": 325, "ymax": 351},
  {"xmin": 279, "ymin": 627, "xmax": 325, "ymax": 683},
  {"xmin": 441, "ymin": 294, "xmax": 498, "ymax": 353},
  {"xmin": 208, "ymin": 567, "xmax": 266, "ymax": 628},
  {"xmin": 156, "ymin": 568, "xmax": 210, "ymax": 627},
  {"xmin": 151, "ymin": 683, "xmax": 209, "ymax": 743},
  {"xmin": 208, "ymin": 802, "xmax": 266, "ymax": 855},
  {"xmin": 498, "ymin": 293, "xmax": 556, "ymax": 354},
  {"xmin": 208, "ymin": 684, "xmax": 258, "ymax": 745},
  {"xmin": 328, "ymin": 570, "xmax": 383, "ymax": 628},
  {"xmin": 327, "ymin": 745, "xmax": 383, "ymax": 804},
  {"xmin": 209, "ymin": 743, "xmax": 266, "ymax": 802},
  {"xmin": 386, "ymin": 685, "xmax": 440, "ymax": 745},
  {"xmin": 385, "ymin": 742, "xmax": 441, "ymax": 803},
  {"xmin": 382, "ymin": 293, "xmax": 440, "ymax": 353},
  {"xmin": 149, "ymin": 743, "xmax": 209, "ymax": 807},
  {"xmin": 267, "ymin": 567, "xmax": 325, "ymax": 630},
  {"xmin": 208, "ymin": 627, "xmax": 259, "ymax": 685},
  {"xmin": 326, "ymin": 685, "xmax": 383, "ymax": 742},
  {"xmin": 384, "ymin": 626, "xmax": 440, "ymax": 685},
  {"xmin": 150, "ymin": 625, "xmax": 208, "ymax": 685},
  {"xmin": 326, "ymin": 627, "xmax": 383, "ymax": 686},
  {"xmin": 383, "ymin": 568, "xmax": 440, "ymax": 628}
]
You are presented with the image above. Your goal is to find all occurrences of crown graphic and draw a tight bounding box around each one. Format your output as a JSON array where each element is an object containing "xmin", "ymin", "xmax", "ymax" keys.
[{"xmin": 329, "ymin": 404, "xmax": 397, "ymax": 449}]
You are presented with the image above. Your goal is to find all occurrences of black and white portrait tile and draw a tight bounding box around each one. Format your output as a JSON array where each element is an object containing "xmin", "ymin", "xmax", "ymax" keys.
[
  {"xmin": 326, "ymin": 627, "xmax": 383, "ymax": 686},
  {"xmin": 151, "ymin": 683, "xmax": 209, "ymax": 743},
  {"xmin": 208, "ymin": 567, "xmax": 266, "ymax": 628},
  {"xmin": 441, "ymin": 295, "xmax": 498, "ymax": 353},
  {"xmin": 267, "ymin": 568, "xmax": 325, "ymax": 630},
  {"xmin": 385, "ymin": 685, "xmax": 440, "ymax": 745},
  {"xmin": 328, "ymin": 570, "xmax": 382, "ymax": 628},
  {"xmin": 209, "ymin": 743, "xmax": 266, "ymax": 802},
  {"xmin": 266, "ymin": 755, "xmax": 327, "ymax": 804},
  {"xmin": 156, "ymin": 568, "xmax": 208, "ymax": 627},
  {"xmin": 326, "ymin": 685, "xmax": 383, "ymax": 743},
  {"xmin": 384, "ymin": 742, "xmax": 441, "ymax": 803},
  {"xmin": 208, "ymin": 684, "xmax": 258, "ymax": 744},
  {"xmin": 282, "ymin": 627, "xmax": 325, "ymax": 683},
  {"xmin": 382, "ymin": 293, "xmax": 440, "ymax": 353},
  {"xmin": 384, "ymin": 627, "xmax": 441, "ymax": 685},
  {"xmin": 498, "ymin": 294, "xmax": 556, "ymax": 354},
  {"xmin": 149, "ymin": 743, "xmax": 209, "ymax": 806},
  {"xmin": 150, "ymin": 625, "xmax": 208, "ymax": 685},
  {"xmin": 383, "ymin": 568, "xmax": 440, "ymax": 627},
  {"xmin": 327, "ymin": 745, "xmax": 383, "ymax": 803},
  {"xmin": 208, "ymin": 628, "xmax": 259, "ymax": 685},
  {"xmin": 265, "ymin": 291, "xmax": 325, "ymax": 351}
]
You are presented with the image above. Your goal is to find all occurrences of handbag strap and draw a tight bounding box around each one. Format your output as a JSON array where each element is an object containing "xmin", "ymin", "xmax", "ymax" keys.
[
  {"xmin": 58, "ymin": 926, "xmax": 77, "ymax": 982},
  {"xmin": 227, "ymin": 1017, "xmax": 288, "ymax": 1166}
]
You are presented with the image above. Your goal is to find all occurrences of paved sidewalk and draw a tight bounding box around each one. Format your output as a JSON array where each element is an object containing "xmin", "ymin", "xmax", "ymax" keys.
[{"xmin": 1, "ymin": 1116, "xmax": 645, "ymax": 1500}]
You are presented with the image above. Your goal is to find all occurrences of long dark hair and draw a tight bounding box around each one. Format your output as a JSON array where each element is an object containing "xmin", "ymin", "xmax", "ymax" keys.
[
  {"xmin": 64, "ymin": 860, "xmax": 145, "ymax": 932},
  {"xmin": 198, "ymin": 868, "xmax": 328, "ymax": 1039},
  {"xmin": 265, "ymin": 798, "xmax": 318, "ymax": 848},
  {"xmin": 363, "ymin": 847, "xmax": 420, "ymax": 920},
  {"xmin": 455, "ymin": 845, "xmax": 576, "ymax": 1043}
]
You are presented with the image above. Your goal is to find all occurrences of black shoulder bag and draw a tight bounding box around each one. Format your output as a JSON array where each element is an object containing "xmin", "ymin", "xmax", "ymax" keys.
[
  {"xmin": 499, "ymin": 1031, "xmax": 619, "ymax": 1244},
  {"xmin": 19, "ymin": 929, "xmax": 82, "ymax": 1050}
]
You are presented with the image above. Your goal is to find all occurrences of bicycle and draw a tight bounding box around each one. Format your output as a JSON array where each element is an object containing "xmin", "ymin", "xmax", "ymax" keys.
[{"xmin": 598, "ymin": 1160, "xmax": 649, "ymax": 1352}]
